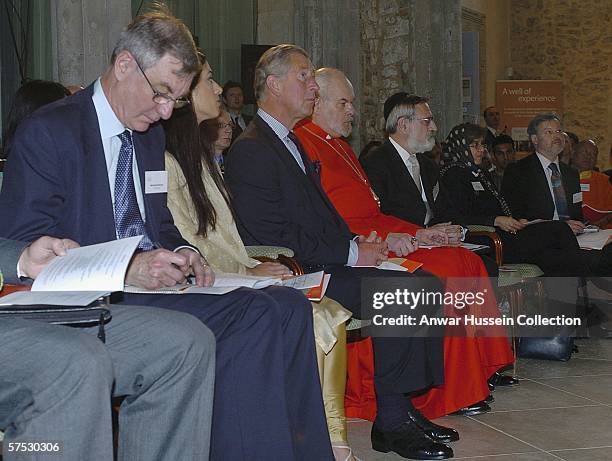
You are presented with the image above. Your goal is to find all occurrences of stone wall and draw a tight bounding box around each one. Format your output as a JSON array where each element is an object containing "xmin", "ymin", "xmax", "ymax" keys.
[
  {"xmin": 510, "ymin": 0, "xmax": 612, "ymax": 169},
  {"xmin": 52, "ymin": 0, "xmax": 131, "ymax": 86},
  {"xmin": 256, "ymin": 0, "xmax": 463, "ymax": 150},
  {"xmin": 359, "ymin": 0, "xmax": 463, "ymax": 148}
]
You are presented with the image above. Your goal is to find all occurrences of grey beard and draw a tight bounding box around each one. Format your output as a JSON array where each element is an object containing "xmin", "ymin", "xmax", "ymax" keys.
[{"xmin": 408, "ymin": 137, "xmax": 435, "ymax": 153}]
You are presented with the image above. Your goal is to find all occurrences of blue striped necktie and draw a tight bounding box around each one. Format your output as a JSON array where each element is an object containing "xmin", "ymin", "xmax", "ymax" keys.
[
  {"xmin": 548, "ymin": 163, "xmax": 569, "ymax": 220},
  {"xmin": 114, "ymin": 130, "xmax": 154, "ymax": 249}
]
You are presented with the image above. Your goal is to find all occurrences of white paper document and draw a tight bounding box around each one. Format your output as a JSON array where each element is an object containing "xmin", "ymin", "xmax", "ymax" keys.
[
  {"xmin": 125, "ymin": 270, "xmax": 326, "ymax": 295},
  {"xmin": 355, "ymin": 261, "xmax": 409, "ymax": 271},
  {"xmin": 577, "ymin": 229, "xmax": 612, "ymax": 250},
  {"xmin": 0, "ymin": 291, "xmax": 107, "ymax": 306},
  {"xmin": 459, "ymin": 242, "xmax": 490, "ymax": 251},
  {"xmin": 0, "ymin": 236, "xmax": 142, "ymax": 306},
  {"xmin": 32, "ymin": 236, "xmax": 142, "ymax": 292},
  {"xmin": 417, "ymin": 242, "xmax": 489, "ymax": 251},
  {"xmin": 307, "ymin": 273, "xmax": 331, "ymax": 302}
]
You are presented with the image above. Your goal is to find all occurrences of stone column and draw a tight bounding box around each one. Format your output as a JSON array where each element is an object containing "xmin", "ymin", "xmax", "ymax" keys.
[
  {"xmin": 51, "ymin": 0, "xmax": 131, "ymax": 87},
  {"xmin": 257, "ymin": 0, "xmax": 295, "ymax": 45},
  {"xmin": 360, "ymin": 0, "xmax": 462, "ymax": 147},
  {"xmin": 294, "ymin": 0, "xmax": 362, "ymax": 152}
]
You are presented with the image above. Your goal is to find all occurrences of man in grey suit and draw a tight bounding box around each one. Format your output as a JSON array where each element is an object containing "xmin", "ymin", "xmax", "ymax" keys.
[{"xmin": 0, "ymin": 236, "xmax": 215, "ymax": 461}]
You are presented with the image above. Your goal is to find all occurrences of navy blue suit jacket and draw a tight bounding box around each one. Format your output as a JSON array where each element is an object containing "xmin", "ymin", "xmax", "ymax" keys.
[
  {"xmin": 0, "ymin": 84, "xmax": 188, "ymax": 249},
  {"xmin": 225, "ymin": 114, "xmax": 353, "ymax": 267}
]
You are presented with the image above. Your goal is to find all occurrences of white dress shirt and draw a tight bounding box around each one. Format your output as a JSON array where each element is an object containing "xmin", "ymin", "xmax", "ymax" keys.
[
  {"xmin": 389, "ymin": 137, "xmax": 433, "ymax": 224},
  {"xmin": 91, "ymin": 79, "xmax": 146, "ymax": 228}
]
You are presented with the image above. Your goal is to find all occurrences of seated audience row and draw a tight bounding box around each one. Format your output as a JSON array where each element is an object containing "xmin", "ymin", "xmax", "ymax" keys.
[
  {"xmin": 0, "ymin": 9, "xmax": 333, "ymax": 461},
  {"xmin": 161, "ymin": 55, "xmax": 353, "ymax": 460},
  {"xmin": 293, "ymin": 71, "xmax": 513, "ymax": 423},
  {"xmin": 1, "ymin": 8, "xmax": 608, "ymax": 461}
]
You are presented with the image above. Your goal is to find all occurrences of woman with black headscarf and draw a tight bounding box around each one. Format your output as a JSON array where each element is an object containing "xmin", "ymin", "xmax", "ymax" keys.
[{"xmin": 439, "ymin": 123, "xmax": 591, "ymax": 277}]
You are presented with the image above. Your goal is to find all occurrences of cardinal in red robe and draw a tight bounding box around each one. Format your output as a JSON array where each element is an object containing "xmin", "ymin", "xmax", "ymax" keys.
[{"xmin": 295, "ymin": 68, "xmax": 514, "ymax": 420}]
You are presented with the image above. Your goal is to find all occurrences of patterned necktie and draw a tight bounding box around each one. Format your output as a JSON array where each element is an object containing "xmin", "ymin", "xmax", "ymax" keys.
[
  {"xmin": 548, "ymin": 163, "xmax": 569, "ymax": 220},
  {"xmin": 407, "ymin": 154, "xmax": 422, "ymax": 193},
  {"xmin": 114, "ymin": 130, "xmax": 154, "ymax": 249},
  {"xmin": 232, "ymin": 114, "xmax": 243, "ymax": 134}
]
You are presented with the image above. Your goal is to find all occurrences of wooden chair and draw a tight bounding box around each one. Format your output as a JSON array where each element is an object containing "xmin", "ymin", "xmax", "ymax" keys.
[
  {"xmin": 245, "ymin": 245, "xmax": 304, "ymax": 275},
  {"xmin": 468, "ymin": 225, "xmax": 546, "ymax": 374}
]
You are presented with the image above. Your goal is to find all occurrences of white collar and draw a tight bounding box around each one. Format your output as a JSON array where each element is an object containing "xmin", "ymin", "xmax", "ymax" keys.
[
  {"xmin": 257, "ymin": 108, "xmax": 290, "ymax": 140},
  {"xmin": 92, "ymin": 78, "xmax": 129, "ymax": 139},
  {"xmin": 535, "ymin": 151, "xmax": 560, "ymax": 172},
  {"xmin": 389, "ymin": 137, "xmax": 416, "ymax": 164}
]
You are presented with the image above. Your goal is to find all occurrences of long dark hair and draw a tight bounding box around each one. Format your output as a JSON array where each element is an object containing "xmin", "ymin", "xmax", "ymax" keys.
[
  {"xmin": 3, "ymin": 80, "xmax": 70, "ymax": 156},
  {"xmin": 163, "ymin": 53, "xmax": 232, "ymax": 237}
]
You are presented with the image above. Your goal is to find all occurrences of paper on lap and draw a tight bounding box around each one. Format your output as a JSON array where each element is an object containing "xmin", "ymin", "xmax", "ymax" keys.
[
  {"xmin": 125, "ymin": 270, "xmax": 327, "ymax": 296},
  {"xmin": 0, "ymin": 236, "xmax": 142, "ymax": 306},
  {"xmin": 577, "ymin": 229, "xmax": 612, "ymax": 250}
]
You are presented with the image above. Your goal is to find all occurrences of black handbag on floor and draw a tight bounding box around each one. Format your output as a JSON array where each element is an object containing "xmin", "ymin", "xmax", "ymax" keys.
[{"xmin": 516, "ymin": 334, "xmax": 574, "ymax": 361}]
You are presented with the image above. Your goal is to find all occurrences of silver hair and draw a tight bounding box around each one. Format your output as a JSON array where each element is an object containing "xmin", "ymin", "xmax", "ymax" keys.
[
  {"xmin": 315, "ymin": 67, "xmax": 353, "ymax": 99},
  {"xmin": 385, "ymin": 94, "xmax": 429, "ymax": 134},
  {"xmin": 111, "ymin": 4, "xmax": 200, "ymax": 77},
  {"xmin": 254, "ymin": 44, "xmax": 309, "ymax": 101}
]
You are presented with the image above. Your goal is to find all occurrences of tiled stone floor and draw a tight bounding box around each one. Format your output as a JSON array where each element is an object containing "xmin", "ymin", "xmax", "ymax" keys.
[
  {"xmin": 348, "ymin": 338, "xmax": 612, "ymax": 461},
  {"xmin": 2, "ymin": 341, "xmax": 610, "ymax": 460}
]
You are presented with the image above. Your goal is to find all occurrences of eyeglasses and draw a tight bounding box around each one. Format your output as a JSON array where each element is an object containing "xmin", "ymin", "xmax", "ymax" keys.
[
  {"xmin": 402, "ymin": 115, "xmax": 435, "ymax": 126},
  {"xmin": 216, "ymin": 122, "xmax": 234, "ymax": 130},
  {"xmin": 414, "ymin": 116, "xmax": 435, "ymax": 126},
  {"xmin": 135, "ymin": 59, "xmax": 190, "ymax": 109},
  {"xmin": 541, "ymin": 129, "xmax": 564, "ymax": 136},
  {"xmin": 469, "ymin": 141, "xmax": 487, "ymax": 150}
]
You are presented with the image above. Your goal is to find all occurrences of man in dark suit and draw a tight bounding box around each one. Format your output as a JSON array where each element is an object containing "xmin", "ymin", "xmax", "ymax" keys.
[
  {"xmin": 502, "ymin": 113, "xmax": 585, "ymax": 232},
  {"xmin": 0, "ymin": 11, "xmax": 332, "ymax": 461},
  {"xmin": 0, "ymin": 236, "xmax": 215, "ymax": 460},
  {"xmin": 483, "ymin": 106, "xmax": 502, "ymax": 152},
  {"xmin": 490, "ymin": 134, "xmax": 516, "ymax": 191},
  {"xmin": 502, "ymin": 114, "xmax": 611, "ymax": 324},
  {"xmin": 360, "ymin": 93, "xmax": 463, "ymax": 242},
  {"xmin": 225, "ymin": 44, "xmax": 455, "ymax": 461},
  {"xmin": 222, "ymin": 81, "xmax": 252, "ymax": 143}
]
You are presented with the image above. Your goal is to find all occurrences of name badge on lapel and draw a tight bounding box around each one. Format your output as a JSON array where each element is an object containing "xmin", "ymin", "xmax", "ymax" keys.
[
  {"xmin": 572, "ymin": 192, "xmax": 582, "ymax": 204},
  {"xmin": 580, "ymin": 184, "xmax": 590, "ymax": 192},
  {"xmin": 145, "ymin": 171, "xmax": 168, "ymax": 194},
  {"xmin": 471, "ymin": 181, "xmax": 485, "ymax": 191}
]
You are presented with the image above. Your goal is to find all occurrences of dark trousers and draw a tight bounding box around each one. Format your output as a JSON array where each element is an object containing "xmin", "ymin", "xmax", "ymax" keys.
[
  {"xmin": 319, "ymin": 265, "xmax": 445, "ymax": 396},
  {"xmin": 118, "ymin": 286, "xmax": 333, "ymax": 461}
]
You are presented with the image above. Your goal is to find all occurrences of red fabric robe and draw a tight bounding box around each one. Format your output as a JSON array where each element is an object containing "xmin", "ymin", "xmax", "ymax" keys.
[
  {"xmin": 295, "ymin": 119, "xmax": 514, "ymax": 419},
  {"xmin": 580, "ymin": 170, "xmax": 612, "ymax": 229}
]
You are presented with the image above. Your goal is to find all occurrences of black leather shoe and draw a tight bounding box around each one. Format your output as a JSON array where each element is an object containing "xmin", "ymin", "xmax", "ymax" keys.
[
  {"xmin": 372, "ymin": 421, "xmax": 454, "ymax": 460},
  {"xmin": 484, "ymin": 393, "xmax": 494, "ymax": 403},
  {"xmin": 488, "ymin": 372, "xmax": 519, "ymax": 387},
  {"xmin": 488, "ymin": 381, "xmax": 495, "ymax": 392},
  {"xmin": 450, "ymin": 400, "xmax": 491, "ymax": 416},
  {"xmin": 405, "ymin": 407, "xmax": 459, "ymax": 443}
]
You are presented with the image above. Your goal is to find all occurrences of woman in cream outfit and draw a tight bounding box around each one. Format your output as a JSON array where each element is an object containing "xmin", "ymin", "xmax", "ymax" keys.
[{"xmin": 163, "ymin": 52, "xmax": 357, "ymax": 461}]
